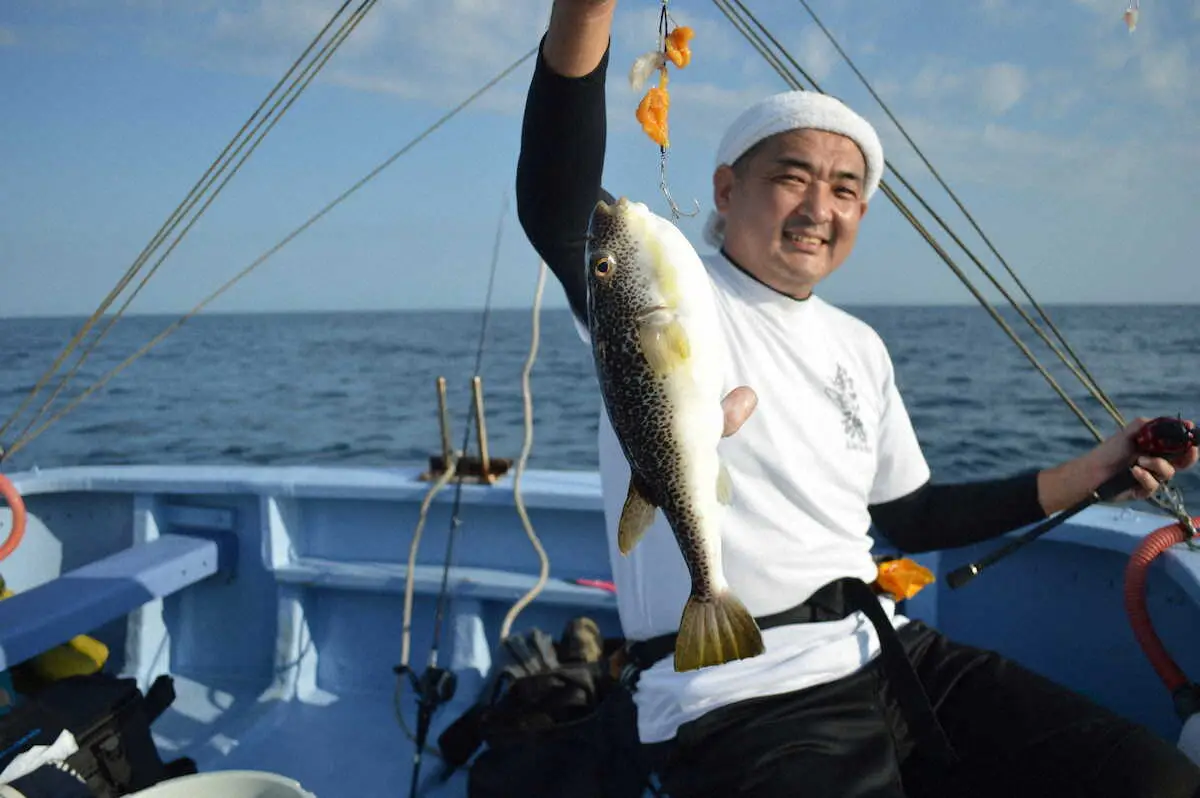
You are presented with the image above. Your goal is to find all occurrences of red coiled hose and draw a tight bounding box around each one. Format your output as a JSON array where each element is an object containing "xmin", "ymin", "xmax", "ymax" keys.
[
  {"xmin": 1125, "ymin": 519, "xmax": 1199, "ymax": 693},
  {"xmin": 0, "ymin": 473, "xmax": 26, "ymax": 562}
]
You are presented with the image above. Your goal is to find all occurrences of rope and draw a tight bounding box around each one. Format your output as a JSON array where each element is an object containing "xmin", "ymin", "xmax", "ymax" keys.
[
  {"xmin": 0, "ymin": 44, "xmax": 539, "ymax": 463},
  {"xmin": 391, "ymin": 258, "xmax": 551, "ymax": 751},
  {"xmin": 710, "ymin": 0, "xmax": 1116, "ymax": 442},
  {"xmin": 499, "ymin": 259, "xmax": 551, "ymax": 641},
  {"xmin": 0, "ymin": 0, "xmax": 375, "ymax": 449},
  {"xmin": 394, "ymin": 457, "xmax": 459, "ymax": 757}
]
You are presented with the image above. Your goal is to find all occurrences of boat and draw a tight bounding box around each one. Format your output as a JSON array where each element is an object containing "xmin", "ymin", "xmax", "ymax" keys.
[
  {"xmin": 2, "ymin": 453, "xmax": 1200, "ymax": 796},
  {"xmin": 2, "ymin": 1, "xmax": 1198, "ymax": 796}
]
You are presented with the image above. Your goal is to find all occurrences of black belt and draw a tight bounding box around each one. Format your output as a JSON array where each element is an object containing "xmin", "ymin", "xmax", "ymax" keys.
[{"xmin": 623, "ymin": 577, "xmax": 957, "ymax": 764}]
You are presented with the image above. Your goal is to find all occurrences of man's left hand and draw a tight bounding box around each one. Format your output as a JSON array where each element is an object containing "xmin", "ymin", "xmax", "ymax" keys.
[
  {"xmin": 1083, "ymin": 417, "xmax": 1197, "ymax": 502},
  {"xmin": 1038, "ymin": 417, "xmax": 1198, "ymax": 514}
]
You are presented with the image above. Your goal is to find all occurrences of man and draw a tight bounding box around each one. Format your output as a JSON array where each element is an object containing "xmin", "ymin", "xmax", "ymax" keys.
[{"xmin": 515, "ymin": 1, "xmax": 1200, "ymax": 795}]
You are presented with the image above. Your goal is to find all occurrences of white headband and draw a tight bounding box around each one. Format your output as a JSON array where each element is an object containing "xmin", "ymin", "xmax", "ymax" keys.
[{"xmin": 703, "ymin": 90, "xmax": 884, "ymax": 248}]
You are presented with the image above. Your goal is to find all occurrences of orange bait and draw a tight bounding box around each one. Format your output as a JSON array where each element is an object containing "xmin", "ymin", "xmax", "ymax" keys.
[
  {"xmin": 633, "ymin": 25, "xmax": 693, "ymax": 149},
  {"xmin": 666, "ymin": 26, "xmax": 693, "ymax": 68},
  {"xmin": 636, "ymin": 75, "xmax": 671, "ymax": 148}
]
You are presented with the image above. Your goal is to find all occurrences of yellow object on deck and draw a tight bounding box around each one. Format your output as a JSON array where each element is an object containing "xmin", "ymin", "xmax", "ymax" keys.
[{"xmin": 0, "ymin": 577, "xmax": 110, "ymax": 684}]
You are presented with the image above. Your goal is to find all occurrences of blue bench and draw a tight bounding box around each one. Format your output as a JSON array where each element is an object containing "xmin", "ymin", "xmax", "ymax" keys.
[{"xmin": 0, "ymin": 533, "xmax": 226, "ymax": 670}]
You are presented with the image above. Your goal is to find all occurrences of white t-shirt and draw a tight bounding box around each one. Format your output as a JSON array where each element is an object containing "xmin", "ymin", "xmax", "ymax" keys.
[{"xmin": 575, "ymin": 250, "xmax": 932, "ymax": 744}]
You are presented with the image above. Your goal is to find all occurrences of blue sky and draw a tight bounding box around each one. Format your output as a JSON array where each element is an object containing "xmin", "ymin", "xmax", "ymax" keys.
[{"xmin": 1, "ymin": 0, "xmax": 1197, "ymax": 317}]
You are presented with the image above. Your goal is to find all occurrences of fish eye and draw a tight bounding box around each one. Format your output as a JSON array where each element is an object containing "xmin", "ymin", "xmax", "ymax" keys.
[{"xmin": 592, "ymin": 254, "xmax": 614, "ymax": 277}]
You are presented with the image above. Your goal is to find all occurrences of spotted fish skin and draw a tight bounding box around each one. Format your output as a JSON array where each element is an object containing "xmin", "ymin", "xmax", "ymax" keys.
[{"xmin": 584, "ymin": 197, "xmax": 764, "ymax": 673}]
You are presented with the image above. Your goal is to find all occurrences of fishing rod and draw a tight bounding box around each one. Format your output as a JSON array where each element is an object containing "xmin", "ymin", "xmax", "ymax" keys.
[
  {"xmin": 398, "ymin": 193, "xmax": 509, "ymax": 798},
  {"xmin": 947, "ymin": 417, "xmax": 1198, "ymax": 590}
]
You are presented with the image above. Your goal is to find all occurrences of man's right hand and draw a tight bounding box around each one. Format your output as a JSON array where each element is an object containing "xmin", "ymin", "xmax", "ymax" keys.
[
  {"xmin": 543, "ymin": 0, "xmax": 617, "ymax": 78},
  {"xmin": 722, "ymin": 387, "xmax": 757, "ymax": 438}
]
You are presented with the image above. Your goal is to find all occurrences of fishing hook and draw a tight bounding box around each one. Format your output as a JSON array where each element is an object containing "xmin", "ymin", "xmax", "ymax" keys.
[{"xmin": 660, "ymin": 148, "xmax": 699, "ymax": 220}]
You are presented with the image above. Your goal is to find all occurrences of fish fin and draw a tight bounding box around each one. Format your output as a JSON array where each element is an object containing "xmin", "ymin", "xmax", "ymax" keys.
[
  {"xmin": 674, "ymin": 590, "xmax": 765, "ymax": 672},
  {"xmin": 618, "ymin": 475, "xmax": 657, "ymax": 555},
  {"xmin": 638, "ymin": 315, "xmax": 691, "ymax": 376},
  {"xmin": 716, "ymin": 460, "xmax": 733, "ymax": 505}
]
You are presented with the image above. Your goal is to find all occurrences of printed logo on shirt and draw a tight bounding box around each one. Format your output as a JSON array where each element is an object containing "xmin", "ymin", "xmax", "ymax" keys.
[{"xmin": 824, "ymin": 364, "xmax": 870, "ymax": 452}]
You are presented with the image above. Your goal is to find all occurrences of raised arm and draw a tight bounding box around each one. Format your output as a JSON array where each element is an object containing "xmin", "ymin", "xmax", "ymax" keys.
[{"xmin": 516, "ymin": 0, "xmax": 617, "ymax": 324}]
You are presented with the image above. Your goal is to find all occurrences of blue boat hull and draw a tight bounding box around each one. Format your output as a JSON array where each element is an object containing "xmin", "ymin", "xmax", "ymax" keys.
[{"xmin": 1, "ymin": 464, "xmax": 1198, "ymax": 796}]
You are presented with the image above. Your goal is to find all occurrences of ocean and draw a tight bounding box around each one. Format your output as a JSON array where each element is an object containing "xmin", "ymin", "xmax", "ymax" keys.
[{"xmin": 1, "ymin": 305, "xmax": 1198, "ymax": 500}]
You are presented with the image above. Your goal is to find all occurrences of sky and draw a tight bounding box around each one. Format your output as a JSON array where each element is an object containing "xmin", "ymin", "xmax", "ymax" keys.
[{"xmin": 0, "ymin": 0, "xmax": 1197, "ymax": 318}]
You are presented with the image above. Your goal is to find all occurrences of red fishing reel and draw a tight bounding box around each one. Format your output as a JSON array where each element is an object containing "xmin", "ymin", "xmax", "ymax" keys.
[{"xmin": 1134, "ymin": 417, "xmax": 1198, "ymax": 459}]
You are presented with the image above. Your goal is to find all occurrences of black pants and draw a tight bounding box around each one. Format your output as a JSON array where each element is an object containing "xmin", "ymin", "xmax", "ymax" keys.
[{"xmin": 643, "ymin": 621, "xmax": 1200, "ymax": 798}]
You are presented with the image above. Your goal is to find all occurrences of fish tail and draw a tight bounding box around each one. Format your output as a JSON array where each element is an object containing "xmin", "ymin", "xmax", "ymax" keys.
[{"xmin": 674, "ymin": 589, "xmax": 765, "ymax": 672}]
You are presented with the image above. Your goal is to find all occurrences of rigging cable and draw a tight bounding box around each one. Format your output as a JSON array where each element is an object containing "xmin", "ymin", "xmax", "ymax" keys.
[
  {"xmin": 0, "ymin": 44, "xmax": 540, "ymax": 464},
  {"xmin": 711, "ymin": 0, "xmax": 1116, "ymax": 440},
  {"xmin": 710, "ymin": 1, "xmax": 1113, "ymax": 436},
  {"xmin": 0, "ymin": 0, "xmax": 376, "ymax": 449},
  {"xmin": 790, "ymin": 0, "xmax": 1122, "ymax": 428}
]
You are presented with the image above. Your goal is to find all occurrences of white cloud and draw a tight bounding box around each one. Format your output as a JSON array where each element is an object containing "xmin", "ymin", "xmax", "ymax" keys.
[
  {"xmin": 135, "ymin": 0, "xmax": 554, "ymax": 115},
  {"xmin": 978, "ymin": 63, "xmax": 1027, "ymax": 115},
  {"xmin": 878, "ymin": 109, "xmax": 1200, "ymax": 212},
  {"xmin": 905, "ymin": 57, "xmax": 1030, "ymax": 116},
  {"xmin": 1139, "ymin": 41, "xmax": 1191, "ymax": 108},
  {"xmin": 795, "ymin": 24, "xmax": 838, "ymax": 84},
  {"xmin": 978, "ymin": 0, "xmax": 1038, "ymax": 27},
  {"xmin": 910, "ymin": 59, "xmax": 968, "ymax": 103}
]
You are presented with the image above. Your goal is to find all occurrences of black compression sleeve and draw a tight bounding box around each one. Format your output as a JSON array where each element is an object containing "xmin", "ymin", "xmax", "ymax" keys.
[
  {"xmin": 868, "ymin": 471, "xmax": 1046, "ymax": 554},
  {"xmin": 515, "ymin": 37, "xmax": 614, "ymax": 325}
]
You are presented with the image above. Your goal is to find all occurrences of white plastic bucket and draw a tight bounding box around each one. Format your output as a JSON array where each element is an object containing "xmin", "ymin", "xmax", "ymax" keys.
[{"xmin": 127, "ymin": 770, "xmax": 316, "ymax": 798}]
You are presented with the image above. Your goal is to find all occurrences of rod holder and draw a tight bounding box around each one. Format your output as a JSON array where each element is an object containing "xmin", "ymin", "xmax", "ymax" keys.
[
  {"xmin": 436, "ymin": 376, "xmax": 453, "ymax": 466},
  {"xmin": 472, "ymin": 376, "xmax": 492, "ymax": 482},
  {"xmin": 421, "ymin": 376, "xmax": 512, "ymax": 483}
]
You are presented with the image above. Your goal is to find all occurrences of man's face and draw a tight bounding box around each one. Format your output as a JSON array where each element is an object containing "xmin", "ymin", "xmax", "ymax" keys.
[{"xmin": 712, "ymin": 128, "xmax": 869, "ymax": 299}]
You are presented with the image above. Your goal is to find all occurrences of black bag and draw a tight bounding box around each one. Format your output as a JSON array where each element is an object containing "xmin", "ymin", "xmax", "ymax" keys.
[
  {"xmin": 0, "ymin": 672, "xmax": 197, "ymax": 797},
  {"xmin": 436, "ymin": 619, "xmax": 653, "ymax": 798}
]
